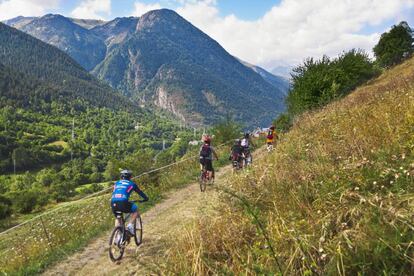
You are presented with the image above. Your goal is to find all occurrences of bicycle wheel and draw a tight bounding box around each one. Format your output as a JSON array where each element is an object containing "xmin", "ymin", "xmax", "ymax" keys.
[
  {"xmin": 134, "ymin": 216, "xmax": 143, "ymax": 246},
  {"xmin": 109, "ymin": 226, "xmax": 125, "ymax": 262},
  {"xmin": 199, "ymin": 171, "xmax": 207, "ymax": 192}
]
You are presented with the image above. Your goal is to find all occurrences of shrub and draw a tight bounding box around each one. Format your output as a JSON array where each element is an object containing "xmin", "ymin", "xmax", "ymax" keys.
[
  {"xmin": 0, "ymin": 195, "xmax": 11, "ymax": 219},
  {"xmin": 12, "ymin": 190, "xmax": 38, "ymax": 213},
  {"xmin": 287, "ymin": 49, "xmax": 378, "ymax": 116},
  {"xmin": 374, "ymin": 22, "xmax": 414, "ymax": 68}
]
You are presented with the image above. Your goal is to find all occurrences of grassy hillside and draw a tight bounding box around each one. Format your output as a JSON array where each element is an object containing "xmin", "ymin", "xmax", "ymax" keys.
[{"xmin": 163, "ymin": 56, "xmax": 414, "ymax": 274}]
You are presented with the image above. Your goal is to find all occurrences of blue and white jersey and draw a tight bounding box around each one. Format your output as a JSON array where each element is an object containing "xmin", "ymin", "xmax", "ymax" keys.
[{"xmin": 111, "ymin": 180, "xmax": 139, "ymax": 202}]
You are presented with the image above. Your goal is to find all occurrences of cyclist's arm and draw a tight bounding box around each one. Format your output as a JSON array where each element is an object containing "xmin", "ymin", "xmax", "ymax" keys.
[
  {"xmin": 212, "ymin": 148, "xmax": 219, "ymax": 160},
  {"xmin": 133, "ymin": 184, "xmax": 149, "ymax": 202}
]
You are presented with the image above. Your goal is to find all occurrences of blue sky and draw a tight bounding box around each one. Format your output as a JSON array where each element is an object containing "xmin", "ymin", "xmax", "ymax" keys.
[{"xmin": 1, "ymin": 0, "xmax": 414, "ymax": 70}]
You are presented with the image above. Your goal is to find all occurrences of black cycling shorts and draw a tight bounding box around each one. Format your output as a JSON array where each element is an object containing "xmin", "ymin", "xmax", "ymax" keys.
[
  {"xmin": 200, "ymin": 157, "xmax": 213, "ymax": 172},
  {"xmin": 111, "ymin": 201, "xmax": 137, "ymax": 216}
]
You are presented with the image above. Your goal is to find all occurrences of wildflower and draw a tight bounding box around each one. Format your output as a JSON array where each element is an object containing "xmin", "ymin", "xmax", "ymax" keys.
[
  {"xmin": 373, "ymin": 181, "xmax": 377, "ymax": 185},
  {"xmin": 354, "ymin": 187, "xmax": 360, "ymax": 191},
  {"xmin": 395, "ymin": 174, "xmax": 400, "ymax": 179},
  {"xmin": 321, "ymin": 253, "xmax": 327, "ymax": 260},
  {"xmin": 319, "ymin": 247, "xmax": 324, "ymax": 253}
]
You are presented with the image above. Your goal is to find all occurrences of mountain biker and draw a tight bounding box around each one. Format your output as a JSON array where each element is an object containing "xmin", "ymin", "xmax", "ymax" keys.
[
  {"xmin": 266, "ymin": 125, "xmax": 277, "ymax": 152},
  {"xmin": 241, "ymin": 132, "xmax": 255, "ymax": 154},
  {"xmin": 199, "ymin": 135, "xmax": 218, "ymax": 180},
  {"xmin": 230, "ymin": 139, "xmax": 244, "ymax": 168},
  {"xmin": 241, "ymin": 132, "xmax": 255, "ymax": 165},
  {"xmin": 111, "ymin": 170, "xmax": 149, "ymax": 234}
]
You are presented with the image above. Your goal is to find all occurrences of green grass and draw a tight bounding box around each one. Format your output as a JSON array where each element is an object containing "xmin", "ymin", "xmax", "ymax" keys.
[{"xmin": 47, "ymin": 140, "xmax": 69, "ymax": 149}]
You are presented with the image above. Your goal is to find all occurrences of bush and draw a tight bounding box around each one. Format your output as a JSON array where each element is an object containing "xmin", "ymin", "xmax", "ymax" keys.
[
  {"xmin": 0, "ymin": 195, "xmax": 11, "ymax": 219},
  {"xmin": 287, "ymin": 49, "xmax": 378, "ymax": 116},
  {"xmin": 374, "ymin": 22, "xmax": 414, "ymax": 68},
  {"xmin": 12, "ymin": 190, "xmax": 38, "ymax": 213},
  {"xmin": 273, "ymin": 113, "xmax": 292, "ymax": 132}
]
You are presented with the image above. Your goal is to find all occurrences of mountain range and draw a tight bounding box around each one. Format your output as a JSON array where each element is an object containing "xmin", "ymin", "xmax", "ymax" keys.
[{"xmin": 5, "ymin": 9, "xmax": 289, "ymax": 126}]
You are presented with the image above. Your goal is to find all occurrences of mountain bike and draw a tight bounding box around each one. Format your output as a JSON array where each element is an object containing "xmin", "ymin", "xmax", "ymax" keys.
[
  {"xmin": 108, "ymin": 202, "xmax": 143, "ymax": 262},
  {"xmin": 243, "ymin": 148, "xmax": 253, "ymax": 167},
  {"xmin": 199, "ymin": 162, "xmax": 214, "ymax": 192},
  {"xmin": 231, "ymin": 153, "xmax": 243, "ymax": 172}
]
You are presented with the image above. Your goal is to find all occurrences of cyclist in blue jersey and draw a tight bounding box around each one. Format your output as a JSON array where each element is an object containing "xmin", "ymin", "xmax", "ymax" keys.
[{"xmin": 111, "ymin": 170, "xmax": 149, "ymax": 234}]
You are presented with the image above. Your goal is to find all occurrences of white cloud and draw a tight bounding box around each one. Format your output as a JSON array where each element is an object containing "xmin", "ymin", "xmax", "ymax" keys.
[
  {"xmin": 176, "ymin": 0, "xmax": 414, "ymax": 69},
  {"xmin": 71, "ymin": 0, "xmax": 111, "ymax": 19},
  {"xmin": 0, "ymin": 0, "xmax": 59, "ymax": 20},
  {"xmin": 132, "ymin": 1, "xmax": 162, "ymax": 17}
]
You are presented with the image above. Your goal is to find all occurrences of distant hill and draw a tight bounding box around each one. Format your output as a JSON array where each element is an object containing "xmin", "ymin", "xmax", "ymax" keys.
[
  {"xmin": 6, "ymin": 10, "xmax": 289, "ymax": 126},
  {"xmin": 6, "ymin": 14, "xmax": 106, "ymax": 71},
  {"xmin": 239, "ymin": 59, "xmax": 290, "ymax": 95},
  {"xmin": 271, "ymin": 65, "xmax": 293, "ymax": 80},
  {"xmin": 0, "ymin": 22, "xmax": 130, "ymax": 110}
]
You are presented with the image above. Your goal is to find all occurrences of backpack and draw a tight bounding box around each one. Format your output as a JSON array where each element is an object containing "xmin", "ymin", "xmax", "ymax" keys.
[{"xmin": 200, "ymin": 144, "xmax": 212, "ymax": 158}]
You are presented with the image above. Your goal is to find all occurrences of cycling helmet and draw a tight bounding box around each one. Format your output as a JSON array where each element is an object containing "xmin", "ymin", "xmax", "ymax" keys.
[
  {"xmin": 120, "ymin": 169, "xmax": 132, "ymax": 180},
  {"xmin": 234, "ymin": 139, "xmax": 241, "ymax": 145},
  {"xmin": 270, "ymin": 125, "xmax": 275, "ymax": 130},
  {"xmin": 203, "ymin": 135, "xmax": 211, "ymax": 144},
  {"xmin": 244, "ymin": 132, "xmax": 249, "ymax": 139}
]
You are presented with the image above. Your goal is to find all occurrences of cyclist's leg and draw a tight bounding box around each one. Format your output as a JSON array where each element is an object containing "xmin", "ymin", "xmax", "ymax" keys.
[
  {"xmin": 199, "ymin": 157, "xmax": 205, "ymax": 171},
  {"xmin": 111, "ymin": 201, "xmax": 122, "ymax": 227},
  {"xmin": 206, "ymin": 159, "xmax": 213, "ymax": 179},
  {"xmin": 127, "ymin": 202, "xmax": 138, "ymax": 233},
  {"xmin": 129, "ymin": 202, "xmax": 138, "ymax": 223}
]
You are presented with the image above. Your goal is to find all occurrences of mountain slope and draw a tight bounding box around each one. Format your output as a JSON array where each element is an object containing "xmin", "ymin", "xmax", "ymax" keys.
[
  {"xmin": 0, "ymin": 22, "xmax": 128, "ymax": 110},
  {"xmin": 6, "ymin": 11, "xmax": 288, "ymax": 126},
  {"xmin": 9, "ymin": 14, "xmax": 106, "ymax": 71},
  {"xmin": 90, "ymin": 17, "xmax": 138, "ymax": 49},
  {"xmin": 239, "ymin": 59, "xmax": 290, "ymax": 95}
]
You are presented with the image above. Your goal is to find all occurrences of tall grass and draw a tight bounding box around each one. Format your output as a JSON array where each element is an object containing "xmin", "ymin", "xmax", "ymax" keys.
[
  {"xmin": 163, "ymin": 57, "xmax": 414, "ymax": 274},
  {"xmin": 0, "ymin": 142, "xmax": 232, "ymax": 275}
]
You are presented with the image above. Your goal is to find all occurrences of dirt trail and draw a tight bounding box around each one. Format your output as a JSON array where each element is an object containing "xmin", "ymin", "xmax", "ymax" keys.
[{"xmin": 43, "ymin": 165, "xmax": 231, "ymax": 275}]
